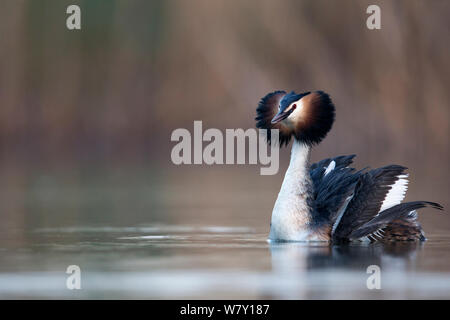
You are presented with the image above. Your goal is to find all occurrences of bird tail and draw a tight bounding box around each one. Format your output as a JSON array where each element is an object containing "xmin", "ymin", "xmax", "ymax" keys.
[{"xmin": 348, "ymin": 201, "xmax": 443, "ymax": 242}]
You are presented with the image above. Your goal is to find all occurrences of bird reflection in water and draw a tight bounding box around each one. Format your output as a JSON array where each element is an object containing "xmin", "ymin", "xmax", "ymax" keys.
[
  {"xmin": 269, "ymin": 241, "xmax": 422, "ymax": 271},
  {"xmin": 267, "ymin": 242, "xmax": 423, "ymax": 298}
]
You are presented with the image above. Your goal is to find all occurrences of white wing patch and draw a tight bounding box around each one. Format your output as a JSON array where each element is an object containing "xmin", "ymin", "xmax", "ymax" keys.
[
  {"xmin": 379, "ymin": 174, "xmax": 409, "ymax": 213},
  {"xmin": 324, "ymin": 160, "xmax": 336, "ymax": 176}
]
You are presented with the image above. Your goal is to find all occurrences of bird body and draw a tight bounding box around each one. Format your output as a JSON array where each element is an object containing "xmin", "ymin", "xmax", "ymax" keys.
[
  {"xmin": 256, "ymin": 90, "xmax": 443, "ymax": 242},
  {"xmin": 268, "ymin": 141, "xmax": 322, "ymax": 241}
]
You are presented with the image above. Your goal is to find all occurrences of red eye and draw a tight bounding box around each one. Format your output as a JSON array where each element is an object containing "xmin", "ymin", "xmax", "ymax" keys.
[{"xmin": 292, "ymin": 104, "xmax": 297, "ymax": 110}]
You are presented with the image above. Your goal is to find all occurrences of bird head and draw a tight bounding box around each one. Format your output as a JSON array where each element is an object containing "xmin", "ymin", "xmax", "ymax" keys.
[{"xmin": 255, "ymin": 90, "xmax": 335, "ymax": 146}]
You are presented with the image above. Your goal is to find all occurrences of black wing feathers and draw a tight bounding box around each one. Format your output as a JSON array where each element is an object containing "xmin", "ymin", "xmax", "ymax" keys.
[
  {"xmin": 310, "ymin": 154, "xmax": 356, "ymax": 172},
  {"xmin": 310, "ymin": 155, "xmax": 361, "ymax": 225},
  {"xmin": 332, "ymin": 165, "xmax": 407, "ymax": 240},
  {"xmin": 309, "ymin": 155, "xmax": 443, "ymax": 242},
  {"xmin": 349, "ymin": 201, "xmax": 443, "ymax": 239}
]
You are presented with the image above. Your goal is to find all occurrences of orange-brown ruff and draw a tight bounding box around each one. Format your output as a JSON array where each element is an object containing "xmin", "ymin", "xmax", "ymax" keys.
[{"xmin": 256, "ymin": 90, "xmax": 443, "ymax": 242}]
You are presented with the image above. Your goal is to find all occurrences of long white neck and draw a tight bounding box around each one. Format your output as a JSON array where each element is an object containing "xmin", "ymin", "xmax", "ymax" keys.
[{"xmin": 268, "ymin": 140, "xmax": 313, "ymax": 241}]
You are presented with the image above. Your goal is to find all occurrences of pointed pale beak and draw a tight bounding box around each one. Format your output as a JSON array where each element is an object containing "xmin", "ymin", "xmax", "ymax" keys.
[{"xmin": 271, "ymin": 110, "xmax": 291, "ymax": 124}]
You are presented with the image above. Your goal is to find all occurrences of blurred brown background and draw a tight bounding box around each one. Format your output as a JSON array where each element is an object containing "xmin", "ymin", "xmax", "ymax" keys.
[{"xmin": 0, "ymin": 0, "xmax": 448, "ymax": 241}]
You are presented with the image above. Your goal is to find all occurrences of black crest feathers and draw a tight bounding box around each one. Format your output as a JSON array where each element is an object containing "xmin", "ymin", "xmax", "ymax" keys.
[{"xmin": 255, "ymin": 90, "xmax": 291, "ymax": 146}]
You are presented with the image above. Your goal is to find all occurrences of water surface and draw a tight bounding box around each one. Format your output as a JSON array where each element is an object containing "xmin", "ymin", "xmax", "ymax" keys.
[
  {"xmin": 0, "ymin": 167, "xmax": 449, "ymax": 299},
  {"xmin": 1, "ymin": 224, "xmax": 450, "ymax": 299}
]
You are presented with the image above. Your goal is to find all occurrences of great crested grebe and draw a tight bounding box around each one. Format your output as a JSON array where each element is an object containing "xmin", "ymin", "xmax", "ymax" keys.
[{"xmin": 256, "ymin": 90, "xmax": 443, "ymax": 242}]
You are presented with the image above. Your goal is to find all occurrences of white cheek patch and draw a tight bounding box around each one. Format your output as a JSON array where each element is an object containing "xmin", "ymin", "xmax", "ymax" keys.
[
  {"xmin": 379, "ymin": 174, "xmax": 409, "ymax": 212},
  {"xmin": 287, "ymin": 99, "xmax": 304, "ymax": 122}
]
